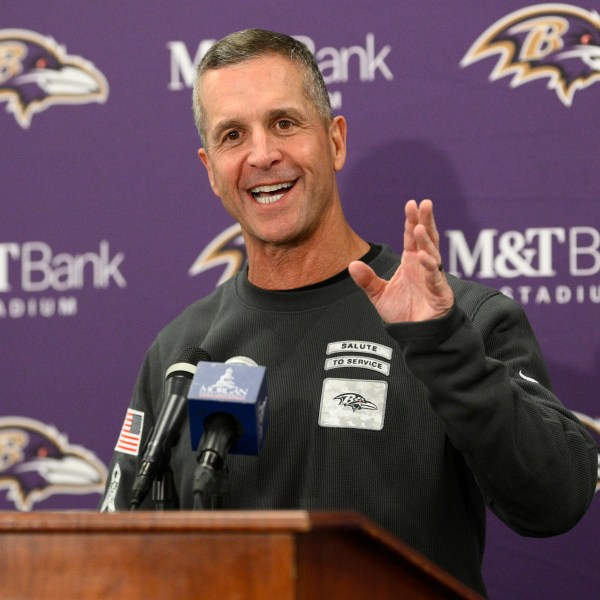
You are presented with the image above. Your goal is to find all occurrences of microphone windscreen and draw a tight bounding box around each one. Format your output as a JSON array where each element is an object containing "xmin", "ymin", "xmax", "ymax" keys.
[{"xmin": 166, "ymin": 347, "xmax": 212, "ymax": 379}]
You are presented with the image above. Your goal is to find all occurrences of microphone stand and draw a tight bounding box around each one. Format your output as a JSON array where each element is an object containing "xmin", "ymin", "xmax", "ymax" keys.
[
  {"xmin": 193, "ymin": 460, "xmax": 230, "ymax": 510},
  {"xmin": 192, "ymin": 414, "xmax": 237, "ymax": 510},
  {"xmin": 152, "ymin": 456, "xmax": 179, "ymax": 511}
]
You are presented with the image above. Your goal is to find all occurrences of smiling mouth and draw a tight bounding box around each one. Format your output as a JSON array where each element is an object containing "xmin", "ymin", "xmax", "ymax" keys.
[{"xmin": 250, "ymin": 181, "xmax": 295, "ymax": 204}]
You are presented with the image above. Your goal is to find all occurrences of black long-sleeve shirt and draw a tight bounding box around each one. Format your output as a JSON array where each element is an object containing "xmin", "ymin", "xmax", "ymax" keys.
[{"xmin": 100, "ymin": 244, "xmax": 597, "ymax": 597}]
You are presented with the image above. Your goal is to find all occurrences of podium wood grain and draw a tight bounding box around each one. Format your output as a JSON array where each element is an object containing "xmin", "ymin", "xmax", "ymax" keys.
[{"xmin": 0, "ymin": 511, "xmax": 483, "ymax": 599}]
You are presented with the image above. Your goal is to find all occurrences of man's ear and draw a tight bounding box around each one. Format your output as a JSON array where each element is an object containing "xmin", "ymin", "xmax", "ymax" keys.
[
  {"xmin": 198, "ymin": 148, "xmax": 220, "ymax": 197},
  {"xmin": 330, "ymin": 115, "xmax": 347, "ymax": 172}
]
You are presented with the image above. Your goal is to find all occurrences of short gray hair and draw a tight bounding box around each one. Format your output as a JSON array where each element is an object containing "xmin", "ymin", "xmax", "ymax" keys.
[{"xmin": 192, "ymin": 29, "xmax": 332, "ymax": 146}]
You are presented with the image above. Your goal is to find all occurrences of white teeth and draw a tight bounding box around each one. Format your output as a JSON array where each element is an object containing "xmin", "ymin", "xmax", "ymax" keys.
[
  {"xmin": 255, "ymin": 193, "xmax": 285, "ymax": 204},
  {"xmin": 250, "ymin": 181, "xmax": 294, "ymax": 205},
  {"xmin": 250, "ymin": 181, "xmax": 293, "ymax": 194}
]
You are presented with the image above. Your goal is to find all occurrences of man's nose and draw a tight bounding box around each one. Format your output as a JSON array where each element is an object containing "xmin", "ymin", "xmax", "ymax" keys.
[{"xmin": 246, "ymin": 131, "xmax": 283, "ymax": 169}]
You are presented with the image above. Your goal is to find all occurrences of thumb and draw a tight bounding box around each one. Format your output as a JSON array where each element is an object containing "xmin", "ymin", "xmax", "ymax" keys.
[{"xmin": 349, "ymin": 261, "xmax": 385, "ymax": 299}]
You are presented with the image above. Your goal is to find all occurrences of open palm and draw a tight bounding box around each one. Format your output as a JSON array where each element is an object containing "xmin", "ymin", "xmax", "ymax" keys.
[{"xmin": 349, "ymin": 199, "xmax": 454, "ymax": 323}]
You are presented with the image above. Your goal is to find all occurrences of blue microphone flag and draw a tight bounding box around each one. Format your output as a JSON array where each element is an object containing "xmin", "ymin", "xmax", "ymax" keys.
[{"xmin": 188, "ymin": 361, "xmax": 269, "ymax": 455}]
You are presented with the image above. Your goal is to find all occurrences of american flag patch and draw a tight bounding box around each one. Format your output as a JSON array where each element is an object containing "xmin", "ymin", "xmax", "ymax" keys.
[{"xmin": 115, "ymin": 408, "xmax": 144, "ymax": 456}]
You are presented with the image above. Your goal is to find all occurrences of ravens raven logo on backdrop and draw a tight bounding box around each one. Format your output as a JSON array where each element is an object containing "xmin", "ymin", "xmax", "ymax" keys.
[
  {"xmin": 0, "ymin": 29, "xmax": 109, "ymax": 128},
  {"xmin": 0, "ymin": 416, "xmax": 107, "ymax": 510},
  {"xmin": 189, "ymin": 222, "xmax": 247, "ymax": 286},
  {"xmin": 461, "ymin": 4, "xmax": 600, "ymax": 106}
]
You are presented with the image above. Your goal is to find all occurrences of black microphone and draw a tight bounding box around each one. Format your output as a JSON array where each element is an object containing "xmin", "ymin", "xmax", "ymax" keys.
[
  {"xmin": 129, "ymin": 346, "xmax": 211, "ymax": 509},
  {"xmin": 187, "ymin": 356, "xmax": 269, "ymax": 508}
]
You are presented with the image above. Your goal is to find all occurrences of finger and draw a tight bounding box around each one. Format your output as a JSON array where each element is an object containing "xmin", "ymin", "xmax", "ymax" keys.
[
  {"xmin": 403, "ymin": 199, "xmax": 419, "ymax": 251},
  {"xmin": 348, "ymin": 260, "xmax": 386, "ymax": 300},
  {"xmin": 417, "ymin": 199, "xmax": 440, "ymax": 248},
  {"xmin": 414, "ymin": 225, "xmax": 446, "ymax": 292},
  {"xmin": 417, "ymin": 249, "xmax": 443, "ymax": 274},
  {"xmin": 414, "ymin": 223, "xmax": 442, "ymax": 266}
]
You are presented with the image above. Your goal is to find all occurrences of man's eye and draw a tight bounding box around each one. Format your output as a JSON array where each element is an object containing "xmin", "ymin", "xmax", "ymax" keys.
[
  {"xmin": 225, "ymin": 131, "xmax": 240, "ymax": 141},
  {"xmin": 276, "ymin": 120, "xmax": 293, "ymax": 130}
]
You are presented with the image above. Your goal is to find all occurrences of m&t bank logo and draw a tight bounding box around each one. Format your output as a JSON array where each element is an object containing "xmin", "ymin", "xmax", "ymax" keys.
[
  {"xmin": 445, "ymin": 227, "xmax": 600, "ymax": 305},
  {"xmin": 0, "ymin": 240, "xmax": 126, "ymax": 319}
]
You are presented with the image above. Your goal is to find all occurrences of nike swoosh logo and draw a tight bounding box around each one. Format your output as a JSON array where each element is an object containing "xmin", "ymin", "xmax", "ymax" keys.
[{"xmin": 519, "ymin": 370, "xmax": 539, "ymax": 384}]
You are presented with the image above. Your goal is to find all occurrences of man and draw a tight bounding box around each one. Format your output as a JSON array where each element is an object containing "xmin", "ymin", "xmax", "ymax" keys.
[{"xmin": 100, "ymin": 29, "xmax": 597, "ymax": 597}]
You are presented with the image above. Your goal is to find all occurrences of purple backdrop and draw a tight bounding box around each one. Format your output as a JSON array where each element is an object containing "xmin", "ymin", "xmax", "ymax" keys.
[{"xmin": 2, "ymin": 2, "xmax": 598, "ymax": 598}]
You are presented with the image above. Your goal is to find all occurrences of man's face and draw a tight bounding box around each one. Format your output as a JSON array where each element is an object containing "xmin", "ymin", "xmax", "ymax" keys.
[{"xmin": 197, "ymin": 54, "xmax": 346, "ymax": 250}]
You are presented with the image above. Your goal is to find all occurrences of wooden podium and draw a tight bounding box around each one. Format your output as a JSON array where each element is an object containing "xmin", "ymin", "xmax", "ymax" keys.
[{"xmin": 0, "ymin": 511, "xmax": 483, "ymax": 599}]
